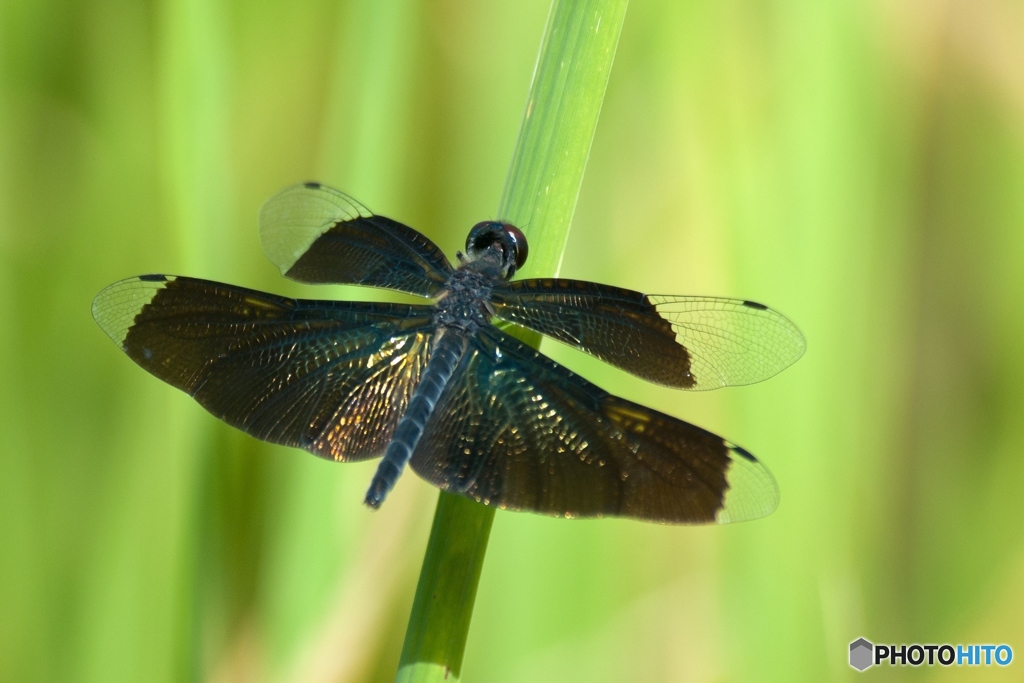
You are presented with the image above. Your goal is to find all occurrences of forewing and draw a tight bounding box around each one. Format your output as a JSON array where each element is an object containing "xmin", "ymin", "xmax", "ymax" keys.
[
  {"xmin": 410, "ymin": 326, "xmax": 778, "ymax": 524},
  {"xmin": 492, "ymin": 279, "xmax": 805, "ymax": 390},
  {"xmin": 258, "ymin": 182, "xmax": 454, "ymax": 297},
  {"xmin": 491, "ymin": 279, "xmax": 693, "ymax": 387},
  {"xmin": 93, "ymin": 275, "xmax": 435, "ymax": 460}
]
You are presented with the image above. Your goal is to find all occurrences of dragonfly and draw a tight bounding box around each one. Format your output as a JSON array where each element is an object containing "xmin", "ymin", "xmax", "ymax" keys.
[{"xmin": 93, "ymin": 182, "xmax": 805, "ymax": 524}]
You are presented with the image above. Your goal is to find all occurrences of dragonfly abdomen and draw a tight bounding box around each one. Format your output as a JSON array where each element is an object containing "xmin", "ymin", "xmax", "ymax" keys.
[{"xmin": 364, "ymin": 331, "xmax": 467, "ymax": 508}]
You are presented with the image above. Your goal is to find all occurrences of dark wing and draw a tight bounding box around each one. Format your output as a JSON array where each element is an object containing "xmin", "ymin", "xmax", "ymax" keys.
[
  {"xmin": 93, "ymin": 275, "xmax": 436, "ymax": 461},
  {"xmin": 490, "ymin": 279, "xmax": 805, "ymax": 390},
  {"xmin": 258, "ymin": 182, "xmax": 454, "ymax": 297},
  {"xmin": 409, "ymin": 326, "xmax": 778, "ymax": 524}
]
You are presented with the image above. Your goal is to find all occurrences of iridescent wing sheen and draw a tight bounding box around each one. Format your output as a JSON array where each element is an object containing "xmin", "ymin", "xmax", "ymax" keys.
[
  {"xmin": 258, "ymin": 182, "xmax": 454, "ymax": 297},
  {"xmin": 410, "ymin": 326, "xmax": 778, "ymax": 524},
  {"xmin": 93, "ymin": 275, "xmax": 435, "ymax": 461},
  {"xmin": 490, "ymin": 279, "xmax": 805, "ymax": 390}
]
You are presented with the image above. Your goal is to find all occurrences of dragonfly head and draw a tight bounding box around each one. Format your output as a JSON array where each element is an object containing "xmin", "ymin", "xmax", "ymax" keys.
[{"xmin": 465, "ymin": 221, "xmax": 529, "ymax": 279}]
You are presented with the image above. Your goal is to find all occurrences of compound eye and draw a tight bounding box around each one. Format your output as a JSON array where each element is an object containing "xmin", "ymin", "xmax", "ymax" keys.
[
  {"xmin": 466, "ymin": 221, "xmax": 499, "ymax": 256},
  {"xmin": 502, "ymin": 223, "xmax": 528, "ymax": 270}
]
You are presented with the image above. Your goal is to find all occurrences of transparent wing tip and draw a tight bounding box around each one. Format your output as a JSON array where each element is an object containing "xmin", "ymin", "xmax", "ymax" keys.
[
  {"xmin": 257, "ymin": 182, "xmax": 372, "ymax": 275},
  {"xmin": 92, "ymin": 275, "xmax": 174, "ymax": 347},
  {"xmin": 650, "ymin": 295, "xmax": 807, "ymax": 390},
  {"xmin": 714, "ymin": 442, "xmax": 780, "ymax": 523}
]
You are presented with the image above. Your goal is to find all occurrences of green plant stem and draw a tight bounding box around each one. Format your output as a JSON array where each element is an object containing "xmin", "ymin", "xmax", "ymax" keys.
[{"xmin": 394, "ymin": 1, "xmax": 629, "ymax": 681}]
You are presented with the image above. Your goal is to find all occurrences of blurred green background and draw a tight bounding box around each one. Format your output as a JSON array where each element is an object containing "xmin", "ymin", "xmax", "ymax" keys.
[{"xmin": 3, "ymin": 0, "xmax": 1024, "ymax": 681}]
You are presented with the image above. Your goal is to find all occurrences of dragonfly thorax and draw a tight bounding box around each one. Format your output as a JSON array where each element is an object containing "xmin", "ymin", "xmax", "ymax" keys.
[{"xmin": 434, "ymin": 268, "xmax": 493, "ymax": 332}]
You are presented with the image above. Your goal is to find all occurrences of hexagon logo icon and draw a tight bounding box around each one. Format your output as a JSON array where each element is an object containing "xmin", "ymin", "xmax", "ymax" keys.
[{"xmin": 850, "ymin": 638, "xmax": 874, "ymax": 671}]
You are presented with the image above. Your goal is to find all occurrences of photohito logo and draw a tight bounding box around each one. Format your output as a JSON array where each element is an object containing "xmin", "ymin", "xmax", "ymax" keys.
[{"xmin": 849, "ymin": 638, "xmax": 1013, "ymax": 671}]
